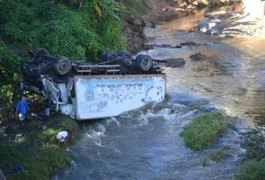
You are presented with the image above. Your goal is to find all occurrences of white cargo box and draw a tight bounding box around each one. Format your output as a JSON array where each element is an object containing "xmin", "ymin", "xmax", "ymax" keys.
[{"xmin": 74, "ymin": 74, "xmax": 166, "ymax": 120}]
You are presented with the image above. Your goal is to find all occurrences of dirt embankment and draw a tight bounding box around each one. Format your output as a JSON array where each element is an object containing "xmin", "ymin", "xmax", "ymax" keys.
[{"xmin": 123, "ymin": 0, "xmax": 178, "ymax": 53}]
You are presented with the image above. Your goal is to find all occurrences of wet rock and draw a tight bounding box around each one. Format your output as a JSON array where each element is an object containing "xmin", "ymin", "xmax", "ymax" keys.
[
  {"xmin": 165, "ymin": 58, "xmax": 186, "ymax": 68},
  {"xmin": 211, "ymin": 28, "xmax": 220, "ymax": 35},
  {"xmin": 190, "ymin": 52, "xmax": 205, "ymax": 61},
  {"xmin": 180, "ymin": 2, "xmax": 188, "ymax": 9},
  {"xmin": 148, "ymin": 44, "xmax": 182, "ymax": 49},
  {"xmin": 199, "ymin": 18, "xmax": 210, "ymax": 32}
]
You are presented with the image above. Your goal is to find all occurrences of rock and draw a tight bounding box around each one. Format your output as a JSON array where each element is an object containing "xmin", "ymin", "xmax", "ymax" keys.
[
  {"xmin": 186, "ymin": 5, "xmax": 195, "ymax": 10},
  {"xmin": 199, "ymin": 18, "xmax": 210, "ymax": 28},
  {"xmin": 190, "ymin": 52, "xmax": 205, "ymax": 61},
  {"xmin": 208, "ymin": 22, "xmax": 217, "ymax": 29},
  {"xmin": 192, "ymin": 1, "xmax": 199, "ymax": 6},
  {"xmin": 165, "ymin": 58, "xmax": 186, "ymax": 68},
  {"xmin": 210, "ymin": 28, "xmax": 220, "ymax": 35},
  {"xmin": 180, "ymin": 2, "xmax": 187, "ymax": 9}
]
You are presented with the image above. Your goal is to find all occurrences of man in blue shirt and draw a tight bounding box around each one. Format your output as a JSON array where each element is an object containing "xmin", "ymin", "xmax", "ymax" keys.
[{"xmin": 16, "ymin": 96, "xmax": 29, "ymax": 121}]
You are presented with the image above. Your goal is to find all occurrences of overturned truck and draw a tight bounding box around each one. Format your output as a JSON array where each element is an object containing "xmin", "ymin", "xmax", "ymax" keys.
[{"xmin": 21, "ymin": 48, "xmax": 166, "ymax": 120}]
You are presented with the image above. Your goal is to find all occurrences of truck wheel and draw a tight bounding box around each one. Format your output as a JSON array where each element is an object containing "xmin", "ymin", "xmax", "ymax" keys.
[
  {"xmin": 101, "ymin": 52, "xmax": 117, "ymax": 62},
  {"xmin": 135, "ymin": 54, "xmax": 153, "ymax": 72},
  {"xmin": 34, "ymin": 48, "xmax": 49, "ymax": 59},
  {"xmin": 54, "ymin": 57, "xmax": 72, "ymax": 75},
  {"xmin": 117, "ymin": 51, "xmax": 133, "ymax": 67}
]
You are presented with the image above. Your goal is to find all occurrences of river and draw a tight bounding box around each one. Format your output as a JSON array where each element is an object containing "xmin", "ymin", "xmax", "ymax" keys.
[{"xmin": 54, "ymin": 9, "xmax": 265, "ymax": 180}]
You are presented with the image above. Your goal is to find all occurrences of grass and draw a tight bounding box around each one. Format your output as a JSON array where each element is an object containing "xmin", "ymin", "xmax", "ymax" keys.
[
  {"xmin": 181, "ymin": 112, "xmax": 233, "ymax": 151},
  {"xmin": 209, "ymin": 148, "xmax": 229, "ymax": 162},
  {"xmin": 0, "ymin": 115, "xmax": 79, "ymax": 180}
]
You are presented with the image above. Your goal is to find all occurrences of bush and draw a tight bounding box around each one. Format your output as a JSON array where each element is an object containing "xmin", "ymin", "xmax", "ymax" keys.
[
  {"xmin": 236, "ymin": 159, "xmax": 265, "ymax": 180},
  {"xmin": 181, "ymin": 112, "xmax": 233, "ymax": 151}
]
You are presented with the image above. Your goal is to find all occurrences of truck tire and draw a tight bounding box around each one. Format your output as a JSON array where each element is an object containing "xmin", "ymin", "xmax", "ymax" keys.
[
  {"xmin": 135, "ymin": 54, "xmax": 153, "ymax": 72},
  {"xmin": 117, "ymin": 51, "xmax": 133, "ymax": 67},
  {"xmin": 54, "ymin": 57, "xmax": 72, "ymax": 75},
  {"xmin": 34, "ymin": 48, "xmax": 49, "ymax": 59},
  {"xmin": 101, "ymin": 52, "xmax": 117, "ymax": 62}
]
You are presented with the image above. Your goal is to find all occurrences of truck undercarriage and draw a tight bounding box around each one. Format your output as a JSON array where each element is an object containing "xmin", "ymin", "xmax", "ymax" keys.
[{"xmin": 21, "ymin": 48, "xmax": 166, "ymax": 120}]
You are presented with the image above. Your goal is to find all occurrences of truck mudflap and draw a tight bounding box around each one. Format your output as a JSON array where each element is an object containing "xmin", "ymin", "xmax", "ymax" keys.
[{"xmin": 74, "ymin": 74, "xmax": 166, "ymax": 120}]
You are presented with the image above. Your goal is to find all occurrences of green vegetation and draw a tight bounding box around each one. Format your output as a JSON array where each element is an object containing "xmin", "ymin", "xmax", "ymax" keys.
[
  {"xmin": 0, "ymin": 0, "xmax": 146, "ymax": 178},
  {"xmin": 181, "ymin": 112, "xmax": 233, "ymax": 151},
  {"xmin": 0, "ymin": 0, "xmax": 126, "ymax": 61},
  {"xmin": 236, "ymin": 128, "xmax": 265, "ymax": 179},
  {"xmin": 236, "ymin": 159, "xmax": 265, "ymax": 180},
  {"xmin": 0, "ymin": 0, "xmax": 127, "ymax": 106},
  {"xmin": 0, "ymin": 115, "xmax": 79, "ymax": 179},
  {"xmin": 119, "ymin": 0, "xmax": 148, "ymax": 18},
  {"xmin": 209, "ymin": 148, "xmax": 229, "ymax": 162}
]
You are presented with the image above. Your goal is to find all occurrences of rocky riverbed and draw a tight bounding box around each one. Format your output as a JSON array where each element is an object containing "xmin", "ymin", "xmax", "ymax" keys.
[{"xmin": 198, "ymin": 9, "xmax": 265, "ymax": 38}]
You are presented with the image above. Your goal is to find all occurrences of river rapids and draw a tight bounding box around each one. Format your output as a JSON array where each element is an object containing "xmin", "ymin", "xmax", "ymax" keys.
[{"xmin": 54, "ymin": 10, "xmax": 265, "ymax": 180}]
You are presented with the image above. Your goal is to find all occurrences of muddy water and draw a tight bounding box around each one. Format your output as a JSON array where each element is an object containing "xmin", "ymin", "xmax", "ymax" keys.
[
  {"xmin": 147, "ymin": 13, "xmax": 265, "ymax": 125},
  {"xmin": 54, "ymin": 11, "xmax": 265, "ymax": 180}
]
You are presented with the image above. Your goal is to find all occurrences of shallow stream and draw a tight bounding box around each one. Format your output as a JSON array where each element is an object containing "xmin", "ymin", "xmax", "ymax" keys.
[{"xmin": 54, "ymin": 10, "xmax": 265, "ymax": 180}]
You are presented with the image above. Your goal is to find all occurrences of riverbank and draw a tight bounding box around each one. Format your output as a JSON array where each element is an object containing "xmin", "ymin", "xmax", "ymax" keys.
[{"xmin": 0, "ymin": 115, "xmax": 79, "ymax": 179}]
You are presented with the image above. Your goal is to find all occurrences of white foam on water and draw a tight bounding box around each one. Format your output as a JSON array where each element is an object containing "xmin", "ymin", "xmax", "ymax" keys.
[
  {"xmin": 137, "ymin": 112, "xmax": 149, "ymax": 126},
  {"xmin": 94, "ymin": 138, "xmax": 104, "ymax": 147},
  {"xmin": 155, "ymin": 108, "xmax": 178, "ymax": 121},
  {"xmin": 106, "ymin": 116, "xmax": 121, "ymax": 127}
]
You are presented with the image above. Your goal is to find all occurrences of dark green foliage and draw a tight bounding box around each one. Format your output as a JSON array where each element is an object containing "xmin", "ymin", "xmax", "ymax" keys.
[
  {"xmin": 181, "ymin": 112, "xmax": 233, "ymax": 151},
  {"xmin": 236, "ymin": 128, "xmax": 265, "ymax": 179},
  {"xmin": 240, "ymin": 128, "xmax": 265, "ymax": 161},
  {"xmin": 0, "ymin": 0, "xmax": 126, "ymax": 104},
  {"xmin": 0, "ymin": 115, "xmax": 78, "ymax": 179},
  {"xmin": 0, "ymin": 0, "xmax": 126, "ymax": 61},
  {"xmin": 236, "ymin": 159, "xmax": 265, "ymax": 180}
]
